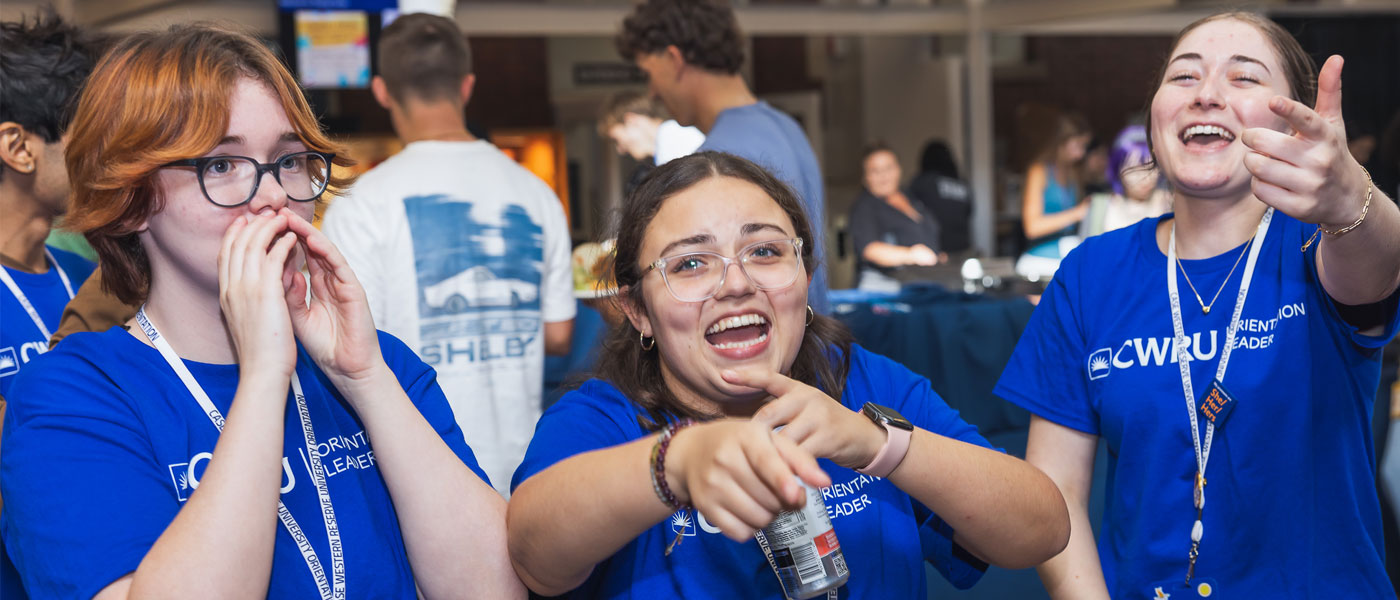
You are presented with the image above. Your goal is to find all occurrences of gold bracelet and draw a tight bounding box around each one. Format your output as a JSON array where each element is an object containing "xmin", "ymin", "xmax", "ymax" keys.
[{"xmin": 1301, "ymin": 166, "xmax": 1374, "ymax": 252}]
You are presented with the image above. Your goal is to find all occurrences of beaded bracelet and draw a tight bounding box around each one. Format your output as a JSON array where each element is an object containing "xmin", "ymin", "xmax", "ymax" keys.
[
  {"xmin": 1302, "ymin": 166, "xmax": 1374, "ymax": 252},
  {"xmin": 649, "ymin": 419, "xmax": 696, "ymax": 511}
]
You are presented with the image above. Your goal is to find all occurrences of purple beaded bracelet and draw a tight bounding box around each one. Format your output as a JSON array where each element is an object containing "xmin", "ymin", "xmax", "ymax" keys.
[{"xmin": 649, "ymin": 419, "xmax": 695, "ymax": 511}]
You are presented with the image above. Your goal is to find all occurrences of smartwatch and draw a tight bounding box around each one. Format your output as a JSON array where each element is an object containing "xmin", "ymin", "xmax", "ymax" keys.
[{"xmin": 857, "ymin": 402, "xmax": 914, "ymax": 478}]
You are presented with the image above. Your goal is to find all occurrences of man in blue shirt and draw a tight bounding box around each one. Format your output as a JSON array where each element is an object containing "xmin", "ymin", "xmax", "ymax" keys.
[
  {"xmin": 0, "ymin": 10, "xmax": 100, "ymax": 398},
  {"xmin": 616, "ymin": 0, "xmax": 830, "ymax": 313},
  {"xmin": 0, "ymin": 10, "xmax": 102, "ymax": 598}
]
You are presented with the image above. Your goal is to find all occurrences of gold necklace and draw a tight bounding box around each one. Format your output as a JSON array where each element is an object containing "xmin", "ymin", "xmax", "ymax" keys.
[{"xmin": 1175, "ymin": 240, "xmax": 1251, "ymax": 315}]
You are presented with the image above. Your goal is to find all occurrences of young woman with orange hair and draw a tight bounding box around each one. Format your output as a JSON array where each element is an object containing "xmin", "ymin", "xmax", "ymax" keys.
[{"xmin": 0, "ymin": 24, "xmax": 522, "ymax": 599}]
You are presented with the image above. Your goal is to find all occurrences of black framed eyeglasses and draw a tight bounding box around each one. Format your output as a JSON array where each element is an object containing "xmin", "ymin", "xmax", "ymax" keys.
[
  {"xmin": 642, "ymin": 238, "xmax": 805, "ymax": 302},
  {"xmin": 162, "ymin": 151, "xmax": 334, "ymax": 207}
]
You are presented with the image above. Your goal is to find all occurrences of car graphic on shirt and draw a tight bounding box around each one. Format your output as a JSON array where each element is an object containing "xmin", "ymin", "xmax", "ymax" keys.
[{"xmin": 422, "ymin": 265, "xmax": 538, "ymax": 313}]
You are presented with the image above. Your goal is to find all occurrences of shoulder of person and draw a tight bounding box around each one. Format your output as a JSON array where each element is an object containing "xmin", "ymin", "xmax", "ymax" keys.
[
  {"xmin": 539, "ymin": 378, "xmax": 651, "ymax": 435},
  {"xmin": 837, "ymin": 344, "xmax": 928, "ymax": 410},
  {"xmin": 851, "ymin": 191, "xmax": 883, "ymax": 211},
  {"xmin": 843, "ymin": 344, "xmax": 911, "ymax": 382},
  {"xmin": 6, "ymin": 328, "xmax": 139, "ymax": 420},
  {"xmin": 477, "ymin": 145, "xmax": 560, "ymax": 199},
  {"xmin": 1062, "ymin": 216, "xmax": 1157, "ymax": 282},
  {"xmin": 47, "ymin": 245, "xmax": 96, "ymax": 279},
  {"xmin": 555, "ymin": 378, "xmax": 631, "ymax": 409},
  {"xmin": 371, "ymin": 329, "xmax": 420, "ymax": 367}
]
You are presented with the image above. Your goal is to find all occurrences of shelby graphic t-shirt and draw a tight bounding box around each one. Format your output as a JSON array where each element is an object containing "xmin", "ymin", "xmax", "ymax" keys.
[
  {"xmin": 322, "ymin": 140, "xmax": 575, "ymax": 494},
  {"xmin": 996, "ymin": 213, "xmax": 1400, "ymax": 598},
  {"xmin": 0, "ymin": 246, "xmax": 95, "ymax": 397},
  {"xmin": 512, "ymin": 345, "xmax": 991, "ymax": 599},
  {"xmin": 1, "ymin": 327, "xmax": 488, "ymax": 599}
]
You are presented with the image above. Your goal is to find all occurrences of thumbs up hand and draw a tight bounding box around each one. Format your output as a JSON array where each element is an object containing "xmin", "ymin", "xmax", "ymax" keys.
[{"xmin": 1240, "ymin": 55, "xmax": 1368, "ymax": 229}]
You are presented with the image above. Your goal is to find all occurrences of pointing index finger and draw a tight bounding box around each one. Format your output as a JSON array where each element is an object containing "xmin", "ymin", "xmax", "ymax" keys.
[
  {"xmin": 721, "ymin": 368, "xmax": 797, "ymax": 398},
  {"xmin": 1269, "ymin": 96, "xmax": 1330, "ymax": 142}
]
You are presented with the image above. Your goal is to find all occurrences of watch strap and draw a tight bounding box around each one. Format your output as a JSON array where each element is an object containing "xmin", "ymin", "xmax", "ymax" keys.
[{"xmin": 857, "ymin": 422, "xmax": 912, "ymax": 478}]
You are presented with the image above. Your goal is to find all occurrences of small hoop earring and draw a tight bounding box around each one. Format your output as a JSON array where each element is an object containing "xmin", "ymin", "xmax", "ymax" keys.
[
  {"xmin": 806, "ymin": 305, "xmax": 815, "ymax": 326},
  {"xmin": 639, "ymin": 331, "xmax": 656, "ymax": 351}
]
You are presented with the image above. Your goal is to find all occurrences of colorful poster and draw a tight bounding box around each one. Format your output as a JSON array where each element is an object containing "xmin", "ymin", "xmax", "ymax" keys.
[{"xmin": 294, "ymin": 10, "xmax": 370, "ymax": 88}]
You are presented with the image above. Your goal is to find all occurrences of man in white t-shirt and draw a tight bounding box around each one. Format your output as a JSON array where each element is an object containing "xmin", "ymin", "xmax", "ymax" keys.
[
  {"xmin": 598, "ymin": 89, "xmax": 705, "ymax": 167},
  {"xmin": 322, "ymin": 13, "xmax": 574, "ymax": 495}
]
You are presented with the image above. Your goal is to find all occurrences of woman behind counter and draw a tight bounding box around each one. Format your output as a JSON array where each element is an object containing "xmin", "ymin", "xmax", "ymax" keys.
[
  {"xmin": 848, "ymin": 143, "xmax": 947, "ymax": 292},
  {"xmin": 507, "ymin": 151, "xmax": 1069, "ymax": 598}
]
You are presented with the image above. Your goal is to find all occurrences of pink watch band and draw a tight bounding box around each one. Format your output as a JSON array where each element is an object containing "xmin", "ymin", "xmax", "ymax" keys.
[{"xmin": 857, "ymin": 422, "xmax": 912, "ymax": 478}]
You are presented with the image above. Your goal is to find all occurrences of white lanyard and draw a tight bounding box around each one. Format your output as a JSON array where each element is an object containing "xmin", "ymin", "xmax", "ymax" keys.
[
  {"xmin": 1165, "ymin": 207, "xmax": 1271, "ymax": 582},
  {"xmin": 0, "ymin": 249, "xmax": 75, "ymax": 341},
  {"xmin": 136, "ymin": 306, "xmax": 346, "ymax": 600},
  {"xmin": 1166, "ymin": 208, "xmax": 1270, "ymax": 494}
]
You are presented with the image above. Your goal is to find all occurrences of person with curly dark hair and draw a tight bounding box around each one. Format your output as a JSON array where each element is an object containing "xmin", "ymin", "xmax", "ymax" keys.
[
  {"xmin": 0, "ymin": 8, "xmax": 102, "ymax": 398},
  {"xmin": 0, "ymin": 11, "xmax": 104, "ymax": 598},
  {"xmin": 616, "ymin": 0, "xmax": 830, "ymax": 314}
]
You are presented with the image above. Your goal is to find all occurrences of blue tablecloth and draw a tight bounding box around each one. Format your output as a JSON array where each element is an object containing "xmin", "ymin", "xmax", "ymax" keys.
[{"xmin": 832, "ymin": 285, "xmax": 1036, "ymax": 456}]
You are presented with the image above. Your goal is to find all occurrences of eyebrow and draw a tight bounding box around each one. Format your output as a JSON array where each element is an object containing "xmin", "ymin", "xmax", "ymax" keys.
[
  {"xmin": 212, "ymin": 132, "xmax": 305, "ymax": 147},
  {"xmin": 655, "ymin": 222, "xmax": 791, "ymax": 258},
  {"xmin": 741, "ymin": 222, "xmax": 789, "ymax": 237},
  {"xmin": 1167, "ymin": 52, "xmax": 1272, "ymax": 74},
  {"xmin": 657, "ymin": 234, "xmax": 713, "ymax": 259}
]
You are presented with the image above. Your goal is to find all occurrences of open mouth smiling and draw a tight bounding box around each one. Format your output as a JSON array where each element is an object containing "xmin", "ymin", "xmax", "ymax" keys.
[
  {"xmin": 1179, "ymin": 123, "xmax": 1237, "ymax": 148},
  {"xmin": 704, "ymin": 313, "xmax": 770, "ymax": 350}
]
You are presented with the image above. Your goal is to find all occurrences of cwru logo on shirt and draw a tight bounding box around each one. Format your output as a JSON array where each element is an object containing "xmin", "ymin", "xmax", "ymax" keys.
[
  {"xmin": 0, "ymin": 341, "xmax": 49, "ymax": 379},
  {"xmin": 0, "ymin": 347, "xmax": 18, "ymax": 378},
  {"xmin": 1084, "ymin": 301, "xmax": 1307, "ymax": 381},
  {"xmin": 168, "ymin": 452, "xmax": 297, "ymax": 502},
  {"xmin": 1087, "ymin": 348, "xmax": 1112, "ymax": 380}
]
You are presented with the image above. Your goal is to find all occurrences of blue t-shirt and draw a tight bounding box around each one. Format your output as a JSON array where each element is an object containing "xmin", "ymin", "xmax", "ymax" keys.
[
  {"xmin": 512, "ymin": 345, "xmax": 991, "ymax": 599},
  {"xmin": 0, "ymin": 246, "xmax": 95, "ymax": 397},
  {"xmin": 995, "ymin": 213, "xmax": 1400, "ymax": 598},
  {"xmin": 0, "ymin": 327, "xmax": 489, "ymax": 599},
  {"xmin": 700, "ymin": 102, "xmax": 829, "ymax": 314}
]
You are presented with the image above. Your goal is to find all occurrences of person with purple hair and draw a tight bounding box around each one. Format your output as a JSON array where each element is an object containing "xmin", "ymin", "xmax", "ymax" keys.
[{"xmin": 1086, "ymin": 125, "xmax": 1172, "ymax": 234}]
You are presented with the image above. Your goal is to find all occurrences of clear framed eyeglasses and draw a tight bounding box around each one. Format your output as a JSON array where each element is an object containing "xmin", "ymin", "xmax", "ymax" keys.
[
  {"xmin": 162, "ymin": 151, "xmax": 334, "ymax": 207},
  {"xmin": 642, "ymin": 238, "xmax": 805, "ymax": 302}
]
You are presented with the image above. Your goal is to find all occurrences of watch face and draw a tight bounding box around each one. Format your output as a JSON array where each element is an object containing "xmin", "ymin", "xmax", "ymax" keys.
[{"xmin": 863, "ymin": 402, "xmax": 914, "ymax": 431}]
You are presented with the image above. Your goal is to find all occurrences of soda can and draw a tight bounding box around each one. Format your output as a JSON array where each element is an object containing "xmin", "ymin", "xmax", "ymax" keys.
[{"xmin": 755, "ymin": 479, "xmax": 850, "ymax": 599}]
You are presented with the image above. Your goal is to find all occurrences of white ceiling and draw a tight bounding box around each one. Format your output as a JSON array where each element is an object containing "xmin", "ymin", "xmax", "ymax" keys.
[{"xmin": 5, "ymin": 0, "xmax": 1395, "ymax": 38}]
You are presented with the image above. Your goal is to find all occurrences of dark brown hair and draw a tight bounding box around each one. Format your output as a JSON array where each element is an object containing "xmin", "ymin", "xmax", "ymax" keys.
[
  {"xmin": 1145, "ymin": 11, "xmax": 1317, "ymax": 160},
  {"xmin": 0, "ymin": 7, "xmax": 104, "ymax": 182},
  {"xmin": 63, "ymin": 23, "xmax": 355, "ymax": 305},
  {"xmin": 377, "ymin": 12, "xmax": 472, "ymax": 104},
  {"xmin": 615, "ymin": 0, "xmax": 745, "ymax": 75},
  {"xmin": 596, "ymin": 152, "xmax": 853, "ymax": 430}
]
